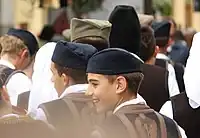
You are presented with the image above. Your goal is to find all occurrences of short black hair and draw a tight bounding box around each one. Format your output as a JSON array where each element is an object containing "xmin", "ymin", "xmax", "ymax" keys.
[
  {"xmin": 106, "ymin": 72, "xmax": 144, "ymax": 95},
  {"xmin": 140, "ymin": 25, "xmax": 156, "ymax": 62},
  {"xmin": 54, "ymin": 63, "xmax": 87, "ymax": 84},
  {"xmin": 173, "ymin": 30, "xmax": 185, "ymax": 41}
]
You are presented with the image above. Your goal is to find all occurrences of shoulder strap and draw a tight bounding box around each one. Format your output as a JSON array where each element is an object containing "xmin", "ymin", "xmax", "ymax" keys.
[
  {"xmin": 17, "ymin": 91, "xmax": 30, "ymax": 110},
  {"xmin": 155, "ymin": 59, "xmax": 168, "ymax": 69},
  {"xmin": 4, "ymin": 70, "xmax": 25, "ymax": 85},
  {"xmin": 161, "ymin": 115, "xmax": 181, "ymax": 138},
  {"xmin": 173, "ymin": 63, "xmax": 185, "ymax": 92}
]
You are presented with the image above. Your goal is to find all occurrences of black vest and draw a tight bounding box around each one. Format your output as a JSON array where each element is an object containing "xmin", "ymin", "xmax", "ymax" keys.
[
  {"xmin": 171, "ymin": 92, "xmax": 200, "ymax": 138},
  {"xmin": 155, "ymin": 58, "xmax": 185, "ymax": 92},
  {"xmin": 139, "ymin": 64, "xmax": 169, "ymax": 111}
]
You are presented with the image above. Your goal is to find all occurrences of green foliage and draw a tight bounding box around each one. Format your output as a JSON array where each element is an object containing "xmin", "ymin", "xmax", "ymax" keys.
[
  {"xmin": 72, "ymin": 0, "xmax": 104, "ymax": 16},
  {"xmin": 153, "ymin": 0, "xmax": 172, "ymax": 16}
]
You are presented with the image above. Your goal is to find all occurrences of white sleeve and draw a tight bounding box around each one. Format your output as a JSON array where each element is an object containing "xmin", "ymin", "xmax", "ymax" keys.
[
  {"xmin": 6, "ymin": 73, "xmax": 32, "ymax": 106},
  {"xmin": 160, "ymin": 101, "xmax": 187, "ymax": 138},
  {"xmin": 167, "ymin": 64, "xmax": 180, "ymax": 97},
  {"xmin": 160, "ymin": 101, "xmax": 174, "ymax": 119},
  {"xmin": 28, "ymin": 108, "xmax": 48, "ymax": 123}
]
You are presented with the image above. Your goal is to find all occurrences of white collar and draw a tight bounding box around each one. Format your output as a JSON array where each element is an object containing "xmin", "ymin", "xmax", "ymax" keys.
[
  {"xmin": 0, "ymin": 59, "xmax": 15, "ymax": 69},
  {"xmin": 156, "ymin": 53, "xmax": 170, "ymax": 61},
  {"xmin": 113, "ymin": 94, "xmax": 146, "ymax": 113},
  {"xmin": 59, "ymin": 84, "xmax": 88, "ymax": 98}
]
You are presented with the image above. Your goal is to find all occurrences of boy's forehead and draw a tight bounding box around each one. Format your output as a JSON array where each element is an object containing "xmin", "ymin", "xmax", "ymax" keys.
[{"xmin": 87, "ymin": 73, "xmax": 106, "ymax": 80}]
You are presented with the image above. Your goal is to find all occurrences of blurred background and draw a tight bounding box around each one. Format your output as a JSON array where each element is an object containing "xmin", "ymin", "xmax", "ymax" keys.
[{"xmin": 0, "ymin": 0, "xmax": 198, "ymax": 37}]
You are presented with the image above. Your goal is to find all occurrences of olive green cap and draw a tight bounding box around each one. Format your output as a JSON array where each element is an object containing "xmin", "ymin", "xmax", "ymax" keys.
[{"xmin": 70, "ymin": 18, "xmax": 112, "ymax": 42}]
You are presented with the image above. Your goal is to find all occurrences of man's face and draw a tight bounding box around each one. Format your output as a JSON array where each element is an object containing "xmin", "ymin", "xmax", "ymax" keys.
[
  {"xmin": 87, "ymin": 73, "xmax": 120, "ymax": 113},
  {"xmin": 50, "ymin": 62, "xmax": 66, "ymax": 96}
]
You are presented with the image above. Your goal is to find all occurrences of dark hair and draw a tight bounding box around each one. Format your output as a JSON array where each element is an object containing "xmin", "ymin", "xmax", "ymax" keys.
[
  {"xmin": 39, "ymin": 25, "xmax": 55, "ymax": 41},
  {"xmin": 173, "ymin": 30, "xmax": 185, "ymax": 41},
  {"xmin": 155, "ymin": 37, "xmax": 169, "ymax": 48},
  {"xmin": 54, "ymin": 63, "xmax": 87, "ymax": 84},
  {"xmin": 106, "ymin": 72, "xmax": 144, "ymax": 95},
  {"xmin": 74, "ymin": 37, "xmax": 109, "ymax": 51},
  {"xmin": 140, "ymin": 25, "xmax": 156, "ymax": 62}
]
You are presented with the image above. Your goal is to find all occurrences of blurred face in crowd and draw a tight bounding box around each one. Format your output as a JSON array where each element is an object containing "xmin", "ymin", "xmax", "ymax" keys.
[
  {"xmin": 87, "ymin": 73, "xmax": 127, "ymax": 113},
  {"xmin": 50, "ymin": 62, "xmax": 67, "ymax": 96}
]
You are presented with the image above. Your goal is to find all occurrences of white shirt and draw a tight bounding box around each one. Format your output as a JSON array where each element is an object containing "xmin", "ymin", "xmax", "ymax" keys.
[
  {"xmin": 0, "ymin": 60, "xmax": 32, "ymax": 106},
  {"xmin": 28, "ymin": 42, "xmax": 57, "ymax": 112},
  {"xmin": 160, "ymin": 101, "xmax": 187, "ymax": 138},
  {"xmin": 156, "ymin": 53, "xmax": 180, "ymax": 97},
  {"xmin": 113, "ymin": 94, "xmax": 146, "ymax": 113},
  {"xmin": 30, "ymin": 84, "xmax": 88, "ymax": 122}
]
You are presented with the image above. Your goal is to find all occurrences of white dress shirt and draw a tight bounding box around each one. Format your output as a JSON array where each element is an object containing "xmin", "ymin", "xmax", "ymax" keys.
[
  {"xmin": 156, "ymin": 53, "xmax": 180, "ymax": 97},
  {"xmin": 0, "ymin": 60, "xmax": 32, "ymax": 106},
  {"xmin": 160, "ymin": 101, "xmax": 187, "ymax": 138},
  {"xmin": 30, "ymin": 84, "xmax": 88, "ymax": 122},
  {"xmin": 113, "ymin": 94, "xmax": 146, "ymax": 113}
]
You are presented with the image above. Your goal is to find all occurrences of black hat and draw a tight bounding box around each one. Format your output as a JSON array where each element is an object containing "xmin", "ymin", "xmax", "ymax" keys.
[
  {"xmin": 151, "ymin": 21, "xmax": 171, "ymax": 47},
  {"xmin": 39, "ymin": 25, "xmax": 55, "ymax": 41},
  {"xmin": 7, "ymin": 28, "xmax": 39, "ymax": 56},
  {"xmin": 52, "ymin": 41, "xmax": 97, "ymax": 70},
  {"xmin": 108, "ymin": 5, "xmax": 141, "ymax": 55},
  {"xmin": 86, "ymin": 48, "xmax": 143, "ymax": 75}
]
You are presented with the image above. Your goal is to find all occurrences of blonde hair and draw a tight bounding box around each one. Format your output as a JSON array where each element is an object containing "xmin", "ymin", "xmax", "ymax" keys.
[{"xmin": 0, "ymin": 35, "xmax": 27, "ymax": 57}]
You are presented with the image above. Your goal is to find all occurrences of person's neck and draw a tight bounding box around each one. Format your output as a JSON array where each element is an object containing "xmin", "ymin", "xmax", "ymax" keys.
[
  {"xmin": 59, "ymin": 81, "xmax": 76, "ymax": 97},
  {"xmin": 145, "ymin": 57, "xmax": 155, "ymax": 65},
  {"xmin": 1, "ymin": 55, "xmax": 16, "ymax": 68},
  {"xmin": 115, "ymin": 92, "xmax": 137, "ymax": 108},
  {"xmin": 23, "ymin": 58, "xmax": 35, "ymax": 80},
  {"xmin": 158, "ymin": 48, "xmax": 167, "ymax": 55}
]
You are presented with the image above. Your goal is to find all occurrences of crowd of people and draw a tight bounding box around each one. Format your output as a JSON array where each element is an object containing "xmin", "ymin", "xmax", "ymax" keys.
[{"xmin": 0, "ymin": 4, "xmax": 198, "ymax": 138}]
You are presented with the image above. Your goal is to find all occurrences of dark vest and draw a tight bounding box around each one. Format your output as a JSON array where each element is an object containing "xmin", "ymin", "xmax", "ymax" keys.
[
  {"xmin": 39, "ymin": 93, "xmax": 99, "ymax": 138},
  {"xmin": 155, "ymin": 58, "xmax": 185, "ymax": 92},
  {"xmin": 96, "ymin": 104, "xmax": 180, "ymax": 138},
  {"xmin": 139, "ymin": 64, "xmax": 169, "ymax": 111},
  {"xmin": 171, "ymin": 92, "xmax": 200, "ymax": 138},
  {"xmin": 0, "ymin": 64, "xmax": 29, "ymax": 110}
]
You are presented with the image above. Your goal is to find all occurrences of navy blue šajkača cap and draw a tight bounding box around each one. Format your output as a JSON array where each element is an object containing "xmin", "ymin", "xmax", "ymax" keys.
[
  {"xmin": 151, "ymin": 21, "xmax": 171, "ymax": 47},
  {"xmin": 86, "ymin": 48, "xmax": 143, "ymax": 75},
  {"xmin": 52, "ymin": 41, "xmax": 98, "ymax": 70},
  {"xmin": 7, "ymin": 28, "xmax": 39, "ymax": 56}
]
